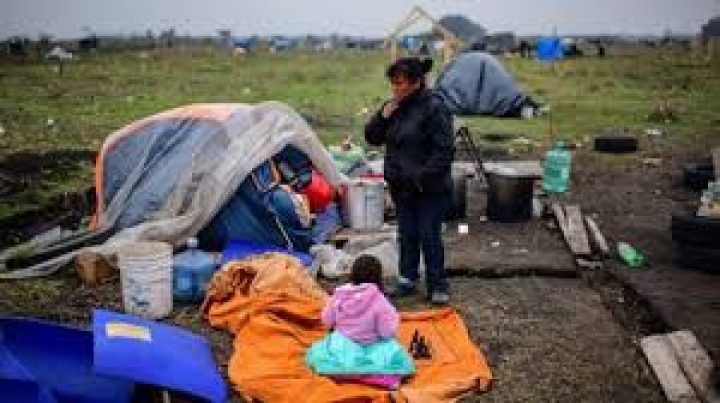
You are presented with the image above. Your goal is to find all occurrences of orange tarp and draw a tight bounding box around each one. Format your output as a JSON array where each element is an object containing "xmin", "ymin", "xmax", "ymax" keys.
[{"xmin": 202, "ymin": 253, "xmax": 492, "ymax": 402}]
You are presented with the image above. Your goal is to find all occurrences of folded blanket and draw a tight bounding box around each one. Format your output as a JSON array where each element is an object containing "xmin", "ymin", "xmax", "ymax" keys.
[{"xmin": 306, "ymin": 330, "xmax": 415, "ymax": 376}]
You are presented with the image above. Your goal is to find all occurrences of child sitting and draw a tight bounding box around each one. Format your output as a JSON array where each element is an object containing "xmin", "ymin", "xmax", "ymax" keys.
[{"xmin": 306, "ymin": 255, "xmax": 415, "ymax": 389}]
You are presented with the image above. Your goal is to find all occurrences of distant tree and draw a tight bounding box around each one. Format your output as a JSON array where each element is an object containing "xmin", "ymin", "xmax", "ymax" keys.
[{"xmin": 38, "ymin": 33, "xmax": 53, "ymax": 54}]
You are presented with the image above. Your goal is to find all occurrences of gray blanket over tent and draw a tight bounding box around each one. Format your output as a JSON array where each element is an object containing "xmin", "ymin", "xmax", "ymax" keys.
[
  {"xmin": 0, "ymin": 102, "xmax": 346, "ymax": 279},
  {"xmin": 434, "ymin": 51, "xmax": 529, "ymax": 117}
]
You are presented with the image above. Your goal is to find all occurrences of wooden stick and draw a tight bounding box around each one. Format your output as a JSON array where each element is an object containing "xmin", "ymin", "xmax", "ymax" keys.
[
  {"xmin": 564, "ymin": 205, "xmax": 592, "ymax": 256},
  {"xmin": 584, "ymin": 216, "xmax": 611, "ymax": 256},
  {"xmin": 551, "ymin": 203, "xmax": 568, "ymax": 235}
]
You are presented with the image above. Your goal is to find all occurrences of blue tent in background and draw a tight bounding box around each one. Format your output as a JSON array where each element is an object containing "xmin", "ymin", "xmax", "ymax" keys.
[{"xmin": 536, "ymin": 37, "xmax": 564, "ymax": 61}]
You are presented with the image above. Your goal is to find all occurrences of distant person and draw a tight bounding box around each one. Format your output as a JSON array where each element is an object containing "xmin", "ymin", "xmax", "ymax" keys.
[
  {"xmin": 365, "ymin": 57, "xmax": 454, "ymax": 305},
  {"xmin": 596, "ymin": 43, "xmax": 606, "ymax": 58}
]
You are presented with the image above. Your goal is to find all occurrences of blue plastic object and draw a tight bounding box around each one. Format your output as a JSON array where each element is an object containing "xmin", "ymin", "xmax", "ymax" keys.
[
  {"xmin": 536, "ymin": 37, "xmax": 564, "ymax": 61},
  {"xmin": 0, "ymin": 317, "xmax": 136, "ymax": 403},
  {"xmin": 93, "ymin": 309, "xmax": 227, "ymax": 403},
  {"xmin": 173, "ymin": 237, "xmax": 218, "ymax": 302},
  {"xmin": 221, "ymin": 239, "xmax": 313, "ymax": 267}
]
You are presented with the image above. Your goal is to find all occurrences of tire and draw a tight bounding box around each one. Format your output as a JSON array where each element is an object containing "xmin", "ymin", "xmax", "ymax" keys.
[
  {"xmin": 676, "ymin": 244, "xmax": 720, "ymax": 273},
  {"xmin": 671, "ymin": 214, "xmax": 720, "ymax": 248},
  {"xmin": 445, "ymin": 174, "xmax": 468, "ymax": 221},
  {"xmin": 593, "ymin": 135, "xmax": 639, "ymax": 153},
  {"xmin": 683, "ymin": 162, "xmax": 715, "ymax": 191}
]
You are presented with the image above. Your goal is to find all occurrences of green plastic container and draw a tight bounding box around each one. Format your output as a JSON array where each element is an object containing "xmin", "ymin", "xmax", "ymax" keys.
[
  {"xmin": 617, "ymin": 241, "xmax": 644, "ymax": 268},
  {"xmin": 542, "ymin": 141, "xmax": 572, "ymax": 193}
]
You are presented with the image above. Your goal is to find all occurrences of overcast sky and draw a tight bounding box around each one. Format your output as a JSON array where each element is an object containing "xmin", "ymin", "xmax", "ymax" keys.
[{"xmin": 2, "ymin": 0, "xmax": 719, "ymax": 39}]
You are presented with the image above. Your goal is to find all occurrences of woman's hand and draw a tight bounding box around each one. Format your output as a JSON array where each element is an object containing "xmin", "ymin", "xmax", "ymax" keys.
[{"xmin": 381, "ymin": 99, "xmax": 399, "ymax": 118}]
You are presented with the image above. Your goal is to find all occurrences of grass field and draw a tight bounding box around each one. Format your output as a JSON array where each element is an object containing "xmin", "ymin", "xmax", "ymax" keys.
[{"xmin": 0, "ymin": 46, "xmax": 718, "ymax": 220}]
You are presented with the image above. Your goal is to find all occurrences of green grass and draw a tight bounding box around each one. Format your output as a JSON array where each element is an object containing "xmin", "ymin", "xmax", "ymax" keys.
[{"xmin": 0, "ymin": 47, "xmax": 718, "ymax": 221}]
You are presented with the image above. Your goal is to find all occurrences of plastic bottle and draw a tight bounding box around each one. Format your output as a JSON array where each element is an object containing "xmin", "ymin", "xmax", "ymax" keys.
[
  {"xmin": 172, "ymin": 238, "xmax": 217, "ymax": 302},
  {"xmin": 617, "ymin": 242, "xmax": 644, "ymax": 268},
  {"xmin": 542, "ymin": 141, "xmax": 572, "ymax": 193}
]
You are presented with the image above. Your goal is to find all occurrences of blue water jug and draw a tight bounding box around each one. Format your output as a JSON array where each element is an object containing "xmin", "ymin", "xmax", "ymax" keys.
[
  {"xmin": 172, "ymin": 238, "xmax": 217, "ymax": 303},
  {"xmin": 542, "ymin": 141, "xmax": 572, "ymax": 193}
]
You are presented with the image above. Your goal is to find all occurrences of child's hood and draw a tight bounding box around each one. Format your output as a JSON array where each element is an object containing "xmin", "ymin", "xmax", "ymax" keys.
[{"xmin": 331, "ymin": 283, "xmax": 384, "ymax": 315}]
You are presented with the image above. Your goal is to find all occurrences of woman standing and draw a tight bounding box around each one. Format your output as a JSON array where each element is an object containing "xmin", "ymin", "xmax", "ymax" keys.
[{"xmin": 364, "ymin": 57, "xmax": 454, "ymax": 305}]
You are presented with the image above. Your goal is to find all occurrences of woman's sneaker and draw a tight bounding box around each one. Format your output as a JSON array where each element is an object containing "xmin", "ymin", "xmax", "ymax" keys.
[{"xmin": 388, "ymin": 277, "xmax": 416, "ymax": 298}]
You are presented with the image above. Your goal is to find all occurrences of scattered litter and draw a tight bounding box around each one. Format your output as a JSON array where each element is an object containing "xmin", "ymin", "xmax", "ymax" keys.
[
  {"xmin": 511, "ymin": 248, "xmax": 529, "ymax": 254},
  {"xmin": 0, "ymin": 125, "xmax": 5, "ymax": 135},
  {"xmin": 45, "ymin": 46, "xmax": 74, "ymax": 61},
  {"xmin": 479, "ymin": 215, "xmax": 488, "ymax": 222},
  {"xmin": 125, "ymin": 95, "xmax": 135, "ymax": 103},
  {"xmin": 242, "ymin": 87, "xmax": 251, "ymax": 95},
  {"xmin": 46, "ymin": 118, "xmax": 55, "ymax": 127},
  {"xmin": 138, "ymin": 51, "xmax": 150, "ymax": 59},
  {"xmin": 642, "ymin": 157, "xmax": 662, "ymax": 166},
  {"xmin": 458, "ymin": 223, "xmax": 469, "ymax": 234},
  {"xmin": 645, "ymin": 128, "xmax": 664, "ymax": 137},
  {"xmin": 617, "ymin": 241, "xmax": 644, "ymax": 268},
  {"xmin": 309, "ymin": 244, "xmax": 352, "ymax": 279},
  {"xmin": 490, "ymin": 241, "xmax": 500, "ymax": 248}
]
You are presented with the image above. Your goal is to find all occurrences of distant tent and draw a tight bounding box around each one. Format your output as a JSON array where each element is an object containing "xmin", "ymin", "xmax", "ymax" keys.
[
  {"xmin": 536, "ymin": 37, "xmax": 564, "ymax": 61},
  {"xmin": 434, "ymin": 52, "xmax": 531, "ymax": 117}
]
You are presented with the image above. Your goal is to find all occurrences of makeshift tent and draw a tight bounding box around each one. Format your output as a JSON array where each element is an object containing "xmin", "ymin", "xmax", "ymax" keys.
[
  {"xmin": 434, "ymin": 51, "xmax": 530, "ymax": 117},
  {"xmin": 0, "ymin": 102, "xmax": 345, "ymax": 279},
  {"xmin": 92, "ymin": 102, "xmax": 344, "ymax": 251}
]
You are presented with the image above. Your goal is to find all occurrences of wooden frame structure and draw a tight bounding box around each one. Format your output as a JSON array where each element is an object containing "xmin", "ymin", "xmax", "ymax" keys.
[{"xmin": 383, "ymin": 6, "xmax": 462, "ymax": 64}]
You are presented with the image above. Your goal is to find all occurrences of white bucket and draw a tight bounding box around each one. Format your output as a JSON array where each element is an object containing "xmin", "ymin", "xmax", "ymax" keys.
[
  {"xmin": 342, "ymin": 178, "xmax": 385, "ymax": 230},
  {"xmin": 117, "ymin": 241, "xmax": 173, "ymax": 319}
]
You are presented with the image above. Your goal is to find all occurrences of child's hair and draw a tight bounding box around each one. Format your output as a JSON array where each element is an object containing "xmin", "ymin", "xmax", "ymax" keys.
[{"xmin": 350, "ymin": 255, "xmax": 384, "ymax": 292}]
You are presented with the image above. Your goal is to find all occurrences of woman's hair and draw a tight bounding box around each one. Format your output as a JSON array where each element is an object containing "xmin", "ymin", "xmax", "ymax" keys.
[
  {"xmin": 350, "ymin": 255, "xmax": 384, "ymax": 291},
  {"xmin": 386, "ymin": 57, "xmax": 433, "ymax": 83}
]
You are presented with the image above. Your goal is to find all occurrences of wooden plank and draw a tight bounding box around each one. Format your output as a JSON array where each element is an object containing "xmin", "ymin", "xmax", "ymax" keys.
[
  {"xmin": 666, "ymin": 330, "xmax": 720, "ymax": 403},
  {"xmin": 712, "ymin": 147, "xmax": 720, "ymax": 179},
  {"xmin": 551, "ymin": 203, "xmax": 569, "ymax": 235},
  {"xmin": 584, "ymin": 216, "xmax": 611, "ymax": 256},
  {"xmin": 564, "ymin": 205, "xmax": 592, "ymax": 256},
  {"xmin": 641, "ymin": 334, "xmax": 702, "ymax": 403}
]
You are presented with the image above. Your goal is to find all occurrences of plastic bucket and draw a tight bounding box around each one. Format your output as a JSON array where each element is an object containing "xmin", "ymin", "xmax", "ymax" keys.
[
  {"xmin": 486, "ymin": 172, "xmax": 535, "ymax": 223},
  {"xmin": 341, "ymin": 179, "xmax": 385, "ymax": 230},
  {"xmin": 117, "ymin": 241, "xmax": 173, "ymax": 319}
]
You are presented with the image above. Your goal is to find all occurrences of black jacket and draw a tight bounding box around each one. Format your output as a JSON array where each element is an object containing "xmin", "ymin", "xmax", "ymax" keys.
[{"xmin": 365, "ymin": 89, "xmax": 454, "ymax": 195}]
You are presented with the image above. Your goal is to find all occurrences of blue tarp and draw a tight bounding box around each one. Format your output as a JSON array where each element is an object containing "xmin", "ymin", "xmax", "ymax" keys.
[{"xmin": 536, "ymin": 37, "xmax": 564, "ymax": 61}]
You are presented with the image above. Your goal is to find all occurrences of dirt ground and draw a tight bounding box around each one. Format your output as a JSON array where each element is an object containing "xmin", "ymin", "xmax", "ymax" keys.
[{"xmin": 1, "ymin": 132, "xmax": 719, "ymax": 401}]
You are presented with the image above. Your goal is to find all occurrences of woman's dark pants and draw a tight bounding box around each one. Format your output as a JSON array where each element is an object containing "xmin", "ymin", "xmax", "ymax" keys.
[{"xmin": 394, "ymin": 192, "xmax": 450, "ymax": 294}]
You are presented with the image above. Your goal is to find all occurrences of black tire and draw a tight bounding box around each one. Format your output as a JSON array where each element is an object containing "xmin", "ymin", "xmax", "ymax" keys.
[
  {"xmin": 683, "ymin": 162, "xmax": 715, "ymax": 191},
  {"xmin": 593, "ymin": 135, "xmax": 639, "ymax": 153},
  {"xmin": 676, "ymin": 244, "xmax": 720, "ymax": 273},
  {"xmin": 671, "ymin": 214, "xmax": 720, "ymax": 248},
  {"xmin": 445, "ymin": 174, "xmax": 468, "ymax": 221}
]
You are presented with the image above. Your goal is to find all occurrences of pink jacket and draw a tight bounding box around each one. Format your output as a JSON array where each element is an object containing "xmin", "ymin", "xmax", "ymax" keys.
[{"xmin": 321, "ymin": 283, "xmax": 399, "ymax": 345}]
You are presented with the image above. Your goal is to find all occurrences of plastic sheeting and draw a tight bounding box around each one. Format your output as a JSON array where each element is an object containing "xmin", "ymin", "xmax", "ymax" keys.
[
  {"xmin": 92, "ymin": 102, "xmax": 345, "ymax": 254},
  {"xmin": 536, "ymin": 37, "xmax": 564, "ymax": 61},
  {"xmin": 434, "ymin": 51, "xmax": 528, "ymax": 117}
]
